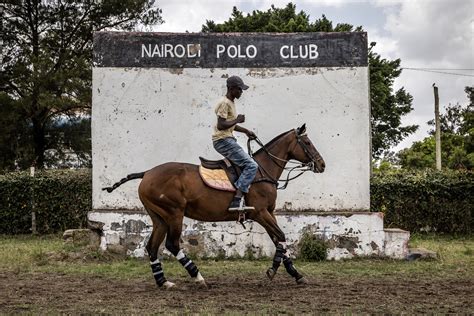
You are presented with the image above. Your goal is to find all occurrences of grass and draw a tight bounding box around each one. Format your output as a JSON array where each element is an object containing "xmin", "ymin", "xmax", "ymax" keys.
[
  {"xmin": 1, "ymin": 233, "xmax": 472, "ymax": 315},
  {"xmin": 0, "ymin": 233, "xmax": 473, "ymax": 280}
]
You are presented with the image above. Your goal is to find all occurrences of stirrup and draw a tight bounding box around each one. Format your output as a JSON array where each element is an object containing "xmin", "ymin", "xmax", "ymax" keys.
[
  {"xmin": 229, "ymin": 205, "xmax": 255, "ymax": 212},
  {"xmin": 228, "ymin": 197, "xmax": 255, "ymax": 212}
]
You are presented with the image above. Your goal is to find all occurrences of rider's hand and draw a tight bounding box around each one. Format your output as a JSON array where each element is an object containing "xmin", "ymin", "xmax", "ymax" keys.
[
  {"xmin": 246, "ymin": 130, "xmax": 257, "ymax": 139},
  {"xmin": 236, "ymin": 114, "xmax": 245, "ymax": 123}
]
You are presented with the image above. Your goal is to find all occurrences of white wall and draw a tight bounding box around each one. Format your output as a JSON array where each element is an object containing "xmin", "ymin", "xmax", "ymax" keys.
[{"xmin": 92, "ymin": 67, "xmax": 370, "ymax": 211}]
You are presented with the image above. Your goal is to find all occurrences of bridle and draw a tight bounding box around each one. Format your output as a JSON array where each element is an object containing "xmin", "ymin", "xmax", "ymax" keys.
[{"xmin": 247, "ymin": 129, "xmax": 321, "ymax": 190}]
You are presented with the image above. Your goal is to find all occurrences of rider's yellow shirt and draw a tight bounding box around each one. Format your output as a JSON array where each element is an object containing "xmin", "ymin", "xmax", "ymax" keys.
[{"xmin": 212, "ymin": 97, "xmax": 237, "ymax": 141}]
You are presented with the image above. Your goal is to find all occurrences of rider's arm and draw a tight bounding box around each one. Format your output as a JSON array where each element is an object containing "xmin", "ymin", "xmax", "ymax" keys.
[
  {"xmin": 216, "ymin": 116, "xmax": 244, "ymax": 130},
  {"xmin": 235, "ymin": 125, "xmax": 256, "ymax": 138},
  {"xmin": 234, "ymin": 125, "xmax": 249, "ymax": 134}
]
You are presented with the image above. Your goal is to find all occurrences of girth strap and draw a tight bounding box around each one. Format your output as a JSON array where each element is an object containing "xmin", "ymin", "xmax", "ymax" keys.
[{"xmin": 252, "ymin": 177, "xmax": 278, "ymax": 186}]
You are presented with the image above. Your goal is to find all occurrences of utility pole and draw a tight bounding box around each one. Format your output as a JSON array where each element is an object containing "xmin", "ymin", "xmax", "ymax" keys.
[
  {"xmin": 30, "ymin": 164, "xmax": 37, "ymax": 234},
  {"xmin": 433, "ymin": 83, "xmax": 441, "ymax": 170}
]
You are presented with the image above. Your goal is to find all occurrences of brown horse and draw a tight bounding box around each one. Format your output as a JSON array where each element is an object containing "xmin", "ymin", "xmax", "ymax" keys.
[{"xmin": 103, "ymin": 124, "xmax": 325, "ymax": 289}]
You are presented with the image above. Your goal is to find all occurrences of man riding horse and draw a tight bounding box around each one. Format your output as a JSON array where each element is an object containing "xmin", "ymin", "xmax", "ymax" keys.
[
  {"xmin": 212, "ymin": 76, "xmax": 258, "ymax": 212},
  {"xmin": 103, "ymin": 76, "xmax": 326, "ymax": 289}
]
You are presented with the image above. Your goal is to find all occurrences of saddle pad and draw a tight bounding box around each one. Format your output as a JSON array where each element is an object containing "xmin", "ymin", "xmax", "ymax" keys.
[{"xmin": 199, "ymin": 165, "xmax": 236, "ymax": 192}]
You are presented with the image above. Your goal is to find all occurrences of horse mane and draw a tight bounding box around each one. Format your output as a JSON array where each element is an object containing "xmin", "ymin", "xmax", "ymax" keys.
[{"xmin": 253, "ymin": 129, "xmax": 293, "ymax": 156}]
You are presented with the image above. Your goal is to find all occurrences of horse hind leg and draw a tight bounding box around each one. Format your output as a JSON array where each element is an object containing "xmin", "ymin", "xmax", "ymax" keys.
[
  {"xmin": 164, "ymin": 213, "xmax": 207, "ymax": 288},
  {"xmin": 145, "ymin": 208, "xmax": 175, "ymax": 289}
]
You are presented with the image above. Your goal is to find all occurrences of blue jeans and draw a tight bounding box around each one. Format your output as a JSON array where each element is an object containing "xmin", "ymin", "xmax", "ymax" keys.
[{"xmin": 213, "ymin": 137, "xmax": 258, "ymax": 193}]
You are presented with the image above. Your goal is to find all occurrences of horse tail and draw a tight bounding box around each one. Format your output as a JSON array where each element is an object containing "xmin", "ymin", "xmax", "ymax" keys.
[{"xmin": 102, "ymin": 172, "xmax": 145, "ymax": 193}]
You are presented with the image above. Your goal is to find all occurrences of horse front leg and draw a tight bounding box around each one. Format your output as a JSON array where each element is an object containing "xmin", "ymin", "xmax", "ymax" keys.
[
  {"xmin": 254, "ymin": 210, "xmax": 306, "ymax": 284},
  {"xmin": 280, "ymin": 249, "xmax": 307, "ymax": 284},
  {"xmin": 269, "ymin": 241, "xmax": 307, "ymax": 285}
]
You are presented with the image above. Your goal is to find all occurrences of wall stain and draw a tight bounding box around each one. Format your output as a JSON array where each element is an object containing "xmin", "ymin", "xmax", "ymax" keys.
[
  {"xmin": 370, "ymin": 241, "xmax": 379, "ymax": 250},
  {"xmin": 247, "ymin": 67, "xmax": 322, "ymax": 78},
  {"xmin": 326, "ymin": 235, "xmax": 359, "ymax": 254},
  {"xmin": 111, "ymin": 222, "xmax": 122, "ymax": 230},
  {"xmin": 167, "ymin": 68, "xmax": 184, "ymax": 75},
  {"xmin": 125, "ymin": 219, "xmax": 147, "ymax": 233}
]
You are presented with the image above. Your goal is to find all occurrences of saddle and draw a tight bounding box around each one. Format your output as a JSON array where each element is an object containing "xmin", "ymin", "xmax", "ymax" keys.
[{"xmin": 198, "ymin": 157, "xmax": 241, "ymax": 192}]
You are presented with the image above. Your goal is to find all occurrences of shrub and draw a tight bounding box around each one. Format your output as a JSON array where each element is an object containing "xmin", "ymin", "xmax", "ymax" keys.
[
  {"xmin": 0, "ymin": 169, "xmax": 91, "ymax": 234},
  {"xmin": 299, "ymin": 233, "xmax": 328, "ymax": 261},
  {"xmin": 2, "ymin": 168, "xmax": 472, "ymax": 236},
  {"xmin": 371, "ymin": 169, "xmax": 473, "ymax": 234}
]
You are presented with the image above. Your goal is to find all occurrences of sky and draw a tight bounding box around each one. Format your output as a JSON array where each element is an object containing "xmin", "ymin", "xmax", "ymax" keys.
[{"xmin": 152, "ymin": 0, "xmax": 474, "ymax": 152}]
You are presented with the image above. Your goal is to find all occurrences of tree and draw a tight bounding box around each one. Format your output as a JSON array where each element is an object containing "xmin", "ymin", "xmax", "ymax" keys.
[
  {"xmin": 43, "ymin": 116, "xmax": 92, "ymax": 168},
  {"xmin": 202, "ymin": 3, "xmax": 417, "ymax": 159},
  {"xmin": 398, "ymin": 86, "xmax": 474, "ymax": 170},
  {"xmin": 369, "ymin": 50, "xmax": 418, "ymax": 158},
  {"xmin": 398, "ymin": 137, "xmax": 436, "ymax": 169},
  {"xmin": 1, "ymin": 0, "xmax": 162, "ymax": 170},
  {"xmin": 0, "ymin": 92, "xmax": 32, "ymax": 169},
  {"xmin": 462, "ymin": 86, "xmax": 474, "ymax": 156}
]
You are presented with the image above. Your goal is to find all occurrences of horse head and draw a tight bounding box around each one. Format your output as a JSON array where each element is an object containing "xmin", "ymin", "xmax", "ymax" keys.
[{"xmin": 288, "ymin": 123, "xmax": 325, "ymax": 173}]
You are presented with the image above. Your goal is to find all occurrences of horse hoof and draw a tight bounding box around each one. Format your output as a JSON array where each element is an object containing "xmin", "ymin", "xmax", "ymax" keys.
[
  {"xmin": 195, "ymin": 279, "xmax": 208, "ymax": 289},
  {"xmin": 162, "ymin": 281, "xmax": 176, "ymax": 290},
  {"xmin": 266, "ymin": 268, "xmax": 276, "ymax": 280},
  {"xmin": 296, "ymin": 277, "xmax": 307, "ymax": 285},
  {"xmin": 193, "ymin": 272, "xmax": 208, "ymax": 289}
]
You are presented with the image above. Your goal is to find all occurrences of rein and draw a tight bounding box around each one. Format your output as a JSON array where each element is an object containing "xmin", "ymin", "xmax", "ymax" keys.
[{"xmin": 247, "ymin": 131, "xmax": 313, "ymax": 190}]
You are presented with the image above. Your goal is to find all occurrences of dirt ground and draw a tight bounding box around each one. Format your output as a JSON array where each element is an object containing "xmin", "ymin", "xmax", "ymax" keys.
[{"xmin": 1, "ymin": 271, "xmax": 473, "ymax": 314}]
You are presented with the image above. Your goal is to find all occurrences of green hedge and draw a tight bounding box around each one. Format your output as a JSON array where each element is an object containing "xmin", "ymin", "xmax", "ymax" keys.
[
  {"xmin": 371, "ymin": 170, "xmax": 473, "ymax": 234},
  {"xmin": 1, "ymin": 169, "xmax": 472, "ymax": 235},
  {"xmin": 0, "ymin": 169, "xmax": 91, "ymax": 234}
]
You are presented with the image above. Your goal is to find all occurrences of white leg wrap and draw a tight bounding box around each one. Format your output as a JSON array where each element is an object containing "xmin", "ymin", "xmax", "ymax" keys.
[
  {"xmin": 150, "ymin": 258, "xmax": 160, "ymax": 265},
  {"xmin": 176, "ymin": 249, "xmax": 185, "ymax": 260},
  {"xmin": 280, "ymin": 242, "xmax": 292, "ymax": 257}
]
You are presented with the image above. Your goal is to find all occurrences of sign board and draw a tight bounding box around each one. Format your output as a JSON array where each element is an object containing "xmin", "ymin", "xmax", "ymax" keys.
[
  {"xmin": 93, "ymin": 32, "xmax": 367, "ymax": 68},
  {"xmin": 92, "ymin": 32, "xmax": 370, "ymax": 211}
]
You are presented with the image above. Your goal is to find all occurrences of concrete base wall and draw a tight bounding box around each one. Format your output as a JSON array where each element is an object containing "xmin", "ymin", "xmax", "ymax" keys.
[
  {"xmin": 384, "ymin": 228, "xmax": 410, "ymax": 259},
  {"xmin": 88, "ymin": 210, "xmax": 409, "ymax": 260}
]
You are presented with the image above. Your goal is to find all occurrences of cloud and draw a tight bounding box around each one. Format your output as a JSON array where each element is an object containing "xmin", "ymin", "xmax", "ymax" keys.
[
  {"xmin": 392, "ymin": 65, "xmax": 473, "ymax": 152},
  {"xmin": 366, "ymin": 26, "xmax": 398, "ymax": 57},
  {"xmin": 384, "ymin": 0, "xmax": 473, "ymax": 66},
  {"xmin": 371, "ymin": 0, "xmax": 474, "ymax": 151},
  {"xmin": 154, "ymin": 0, "xmax": 360, "ymax": 33},
  {"xmin": 155, "ymin": 0, "xmax": 237, "ymax": 32}
]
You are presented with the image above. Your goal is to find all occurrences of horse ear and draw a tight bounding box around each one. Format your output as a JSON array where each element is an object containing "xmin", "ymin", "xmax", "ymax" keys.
[{"xmin": 297, "ymin": 123, "xmax": 306, "ymax": 135}]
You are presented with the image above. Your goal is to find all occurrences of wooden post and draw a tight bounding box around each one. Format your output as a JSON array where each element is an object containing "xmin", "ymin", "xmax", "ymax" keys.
[
  {"xmin": 30, "ymin": 165, "xmax": 37, "ymax": 235},
  {"xmin": 433, "ymin": 84, "xmax": 441, "ymax": 170}
]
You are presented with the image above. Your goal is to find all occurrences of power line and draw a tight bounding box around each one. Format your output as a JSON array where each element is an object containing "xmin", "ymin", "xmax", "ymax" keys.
[
  {"xmin": 401, "ymin": 67, "xmax": 474, "ymax": 77},
  {"xmin": 404, "ymin": 68, "xmax": 474, "ymax": 71}
]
